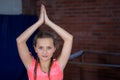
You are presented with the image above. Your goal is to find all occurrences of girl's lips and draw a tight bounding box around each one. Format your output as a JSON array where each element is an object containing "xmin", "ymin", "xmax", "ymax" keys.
[{"xmin": 42, "ymin": 55, "xmax": 48, "ymax": 58}]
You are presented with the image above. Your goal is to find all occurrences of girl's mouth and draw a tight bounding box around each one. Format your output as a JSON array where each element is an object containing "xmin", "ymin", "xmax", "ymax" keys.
[{"xmin": 42, "ymin": 55, "xmax": 48, "ymax": 58}]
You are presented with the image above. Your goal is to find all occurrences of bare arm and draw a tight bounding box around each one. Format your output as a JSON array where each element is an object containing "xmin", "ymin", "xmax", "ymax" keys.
[
  {"xmin": 16, "ymin": 5, "xmax": 44, "ymax": 69},
  {"xmin": 43, "ymin": 5, "xmax": 73, "ymax": 71}
]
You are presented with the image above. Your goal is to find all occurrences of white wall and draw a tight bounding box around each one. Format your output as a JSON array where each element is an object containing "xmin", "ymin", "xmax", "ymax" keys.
[{"xmin": 0, "ymin": 0, "xmax": 22, "ymax": 15}]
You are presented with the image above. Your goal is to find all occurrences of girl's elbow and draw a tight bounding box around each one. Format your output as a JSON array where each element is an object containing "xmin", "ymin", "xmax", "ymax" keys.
[
  {"xmin": 16, "ymin": 37, "xmax": 21, "ymax": 44},
  {"xmin": 66, "ymin": 35, "xmax": 73, "ymax": 42},
  {"xmin": 69, "ymin": 35, "xmax": 73, "ymax": 41},
  {"xmin": 16, "ymin": 37, "xmax": 24, "ymax": 44}
]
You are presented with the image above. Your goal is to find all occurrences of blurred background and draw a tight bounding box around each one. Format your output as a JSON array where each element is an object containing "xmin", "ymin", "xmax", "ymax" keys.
[{"xmin": 0, "ymin": 0, "xmax": 120, "ymax": 80}]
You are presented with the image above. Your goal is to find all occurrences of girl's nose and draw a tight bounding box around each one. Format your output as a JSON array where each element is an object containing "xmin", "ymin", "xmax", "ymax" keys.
[{"xmin": 43, "ymin": 49, "xmax": 47, "ymax": 54}]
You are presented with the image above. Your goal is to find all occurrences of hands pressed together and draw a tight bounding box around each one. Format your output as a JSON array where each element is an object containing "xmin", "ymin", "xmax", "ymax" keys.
[{"xmin": 38, "ymin": 4, "xmax": 51, "ymax": 25}]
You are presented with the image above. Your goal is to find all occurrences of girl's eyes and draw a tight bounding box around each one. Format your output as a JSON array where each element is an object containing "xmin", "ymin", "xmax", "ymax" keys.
[
  {"xmin": 47, "ymin": 47, "xmax": 52, "ymax": 49},
  {"xmin": 38, "ymin": 46, "xmax": 52, "ymax": 50},
  {"xmin": 39, "ymin": 47, "xmax": 43, "ymax": 50}
]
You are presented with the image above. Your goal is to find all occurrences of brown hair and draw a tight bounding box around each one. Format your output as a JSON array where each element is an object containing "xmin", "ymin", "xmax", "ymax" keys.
[{"xmin": 33, "ymin": 31, "xmax": 59, "ymax": 80}]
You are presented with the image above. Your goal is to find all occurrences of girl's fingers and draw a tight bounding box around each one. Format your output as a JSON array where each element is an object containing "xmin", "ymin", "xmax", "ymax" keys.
[
  {"xmin": 38, "ymin": 4, "xmax": 44, "ymax": 23},
  {"xmin": 42, "ymin": 4, "xmax": 47, "ymax": 15},
  {"xmin": 42, "ymin": 4, "xmax": 50, "ymax": 24},
  {"xmin": 40, "ymin": 5, "xmax": 43, "ymax": 15},
  {"xmin": 41, "ymin": 4, "xmax": 44, "ymax": 11}
]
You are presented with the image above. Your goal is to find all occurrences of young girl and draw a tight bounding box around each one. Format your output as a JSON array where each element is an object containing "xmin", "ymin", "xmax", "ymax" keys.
[{"xmin": 16, "ymin": 4, "xmax": 73, "ymax": 80}]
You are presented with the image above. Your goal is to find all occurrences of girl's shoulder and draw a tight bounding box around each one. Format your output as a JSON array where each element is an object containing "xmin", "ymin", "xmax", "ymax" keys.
[
  {"xmin": 27, "ymin": 56, "xmax": 36, "ymax": 71},
  {"xmin": 52, "ymin": 59, "xmax": 62, "ymax": 71}
]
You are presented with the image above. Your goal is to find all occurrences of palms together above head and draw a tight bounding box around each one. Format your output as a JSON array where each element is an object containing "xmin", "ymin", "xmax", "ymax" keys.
[
  {"xmin": 38, "ymin": 4, "xmax": 52, "ymax": 25},
  {"xmin": 38, "ymin": 4, "xmax": 44, "ymax": 24},
  {"xmin": 43, "ymin": 5, "xmax": 51, "ymax": 24}
]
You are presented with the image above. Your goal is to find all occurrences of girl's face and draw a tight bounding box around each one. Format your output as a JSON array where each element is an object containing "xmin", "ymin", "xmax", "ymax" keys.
[{"xmin": 34, "ymin": 38, "xmax": 56, "ymax": 61}]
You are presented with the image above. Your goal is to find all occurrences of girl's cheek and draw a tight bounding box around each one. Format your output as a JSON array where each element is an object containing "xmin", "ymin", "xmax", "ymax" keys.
[
  {"xmin": 37, "ymin": 51, "xmax": 42, "ymax": 57},
  {"xmin": 36, "ymin": 49, "xmax": 41, "ymax": 54},
  {"xmin": 37, "ymin": 50, "xmax": 42, "ymax": 54}
]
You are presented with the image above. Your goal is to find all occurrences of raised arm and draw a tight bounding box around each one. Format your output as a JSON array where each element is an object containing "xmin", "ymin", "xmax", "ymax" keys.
[
  {"xmin": 16, "ymin": 5, "xmax": 44, "ymax": 69},
  {"xmin": 43, "ymin": 5, "xmax": 73, "ymax": 70}
]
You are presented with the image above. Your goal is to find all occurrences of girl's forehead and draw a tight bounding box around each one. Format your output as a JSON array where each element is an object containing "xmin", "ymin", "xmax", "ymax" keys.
[
  {"xmin": 36, "ymin": 38, "xmax": 54, "ymax": 45},
  {"xmin": 37, "ymin": 38, "xmax": 53, "ymax": 41}
]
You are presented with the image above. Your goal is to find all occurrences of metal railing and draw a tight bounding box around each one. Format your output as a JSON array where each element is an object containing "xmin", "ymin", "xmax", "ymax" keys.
[{"xmin": 69, "ymin": 50, "xmax": 120, "ymax": 68}]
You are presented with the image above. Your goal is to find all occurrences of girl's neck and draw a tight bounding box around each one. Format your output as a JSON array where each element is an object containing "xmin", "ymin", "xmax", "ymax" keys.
[{"xmin": 39, "ymin": 59, "xmax": 51, "ymax": 73}]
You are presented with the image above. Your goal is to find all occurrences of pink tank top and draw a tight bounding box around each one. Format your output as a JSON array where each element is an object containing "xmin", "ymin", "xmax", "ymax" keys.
[{"xmin": 27, "ymin": 58, "xmax": 63, "ymax": 80}]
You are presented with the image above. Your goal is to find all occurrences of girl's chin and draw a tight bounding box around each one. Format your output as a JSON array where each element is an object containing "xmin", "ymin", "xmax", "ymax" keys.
[
  {"xmin": 38, "ymin": 56, "xmax": 53, "ymax": 61},
  {"xmin": 40, "ymin": 57, "xmax": 51, "ymax": 61}
]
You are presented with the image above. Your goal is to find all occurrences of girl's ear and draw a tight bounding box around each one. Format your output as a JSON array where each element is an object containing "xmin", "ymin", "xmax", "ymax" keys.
[
  {"xmin": 34, "ymin": 46, "xmax": 37, "ymax": 53},
  {"xmin": 54, "ymin": 47, "xmax": 56, "ymax": 53}
]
